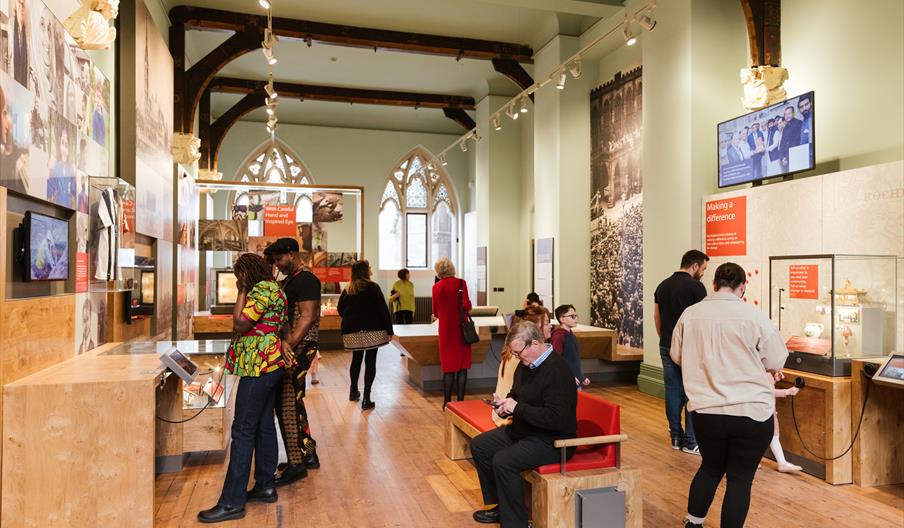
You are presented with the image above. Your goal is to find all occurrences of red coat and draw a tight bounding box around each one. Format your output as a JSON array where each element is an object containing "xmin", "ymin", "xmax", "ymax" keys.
[{"xmin": 432, "ymin": 277, "xmax": 473, "ymax": 373}]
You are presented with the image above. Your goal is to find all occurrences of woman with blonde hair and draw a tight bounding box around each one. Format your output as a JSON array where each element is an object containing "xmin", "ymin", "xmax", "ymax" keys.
[
  {"xmin": 432, "ymin": 257, "xmax": 473, "ymax": 409},
  {"xmin": 337, "ymin": 260, "xmax": 393, "ymax": 410},
  {"xmin": 492, "ymin": 304, "xmax": 551, "ymax": 426}
]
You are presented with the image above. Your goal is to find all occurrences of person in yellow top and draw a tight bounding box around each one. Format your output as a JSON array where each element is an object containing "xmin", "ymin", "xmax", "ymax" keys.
[{"xmin": 389, "ymin": 268, "xmax": 415, "ymax": 324}]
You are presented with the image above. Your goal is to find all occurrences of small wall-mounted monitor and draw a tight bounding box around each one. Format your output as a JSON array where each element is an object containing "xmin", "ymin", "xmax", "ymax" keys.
[
  {"xmin": 216, "ymin": 270, "xmax": 238, "ymax": 305},
  {"xmin": 873, "ymin": 353, "xmax": 904, "ymax": 388},
  {"xmin": 159, "ymin": 348, "xmax": 199, "ymax": 385},
  {"xmin": 22, "ymin": 211, "xmax": 70, "ymax": 281}
]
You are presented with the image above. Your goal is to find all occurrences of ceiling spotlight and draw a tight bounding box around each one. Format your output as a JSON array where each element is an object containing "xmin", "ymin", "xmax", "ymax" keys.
[
  {"xmin": 569, "ymin": 59, "xmax": 582, "ymax": 79},
  {"xmin": 440, "ymin": 154, "xmax": 447, "ymax": 166},
  {"xmin": 520, "ymin": 96, "xmax": 529, "ymax": 114},
  {"xmin": 427, "ymin": 162, "xmax": 434, "ymax": 171},
  {"xmin": 505, "ymin": 104, "xmax": 518, "ymax": 121},
  {"xmin": 266, "ymin": 106, "xmax": 274, "ymax": 115},
  {"xmin": 460, "ymin": 140, "xmax": 468, "ymax": 153},
  {"xmin": 492, "ymin": 116, "xmax": 501, "ymax": 130},
  {"xmin": 556, "ymin": 71, "xmax": 567, "ymax": 90},
  {"xmin": 638, "ymin": 11, "xmax": 657, "ymax": 32},
  {"xmin": 265, "ymin": 82, "xmax": 278, "ymax": 100},
  {"xmin": 623, "ymin": 24, "xmax": 637, "ymax": 46},
  {"xmin": 259, "ymin": 0, "xmax": 271, "ymax": 9},
  {"xmin": 472, "ymin": 131, "xmax": 482, "ymax": 142},
  {"xmin": 262, "ymin": 47, "xmax": 277, "ymax": 65}
]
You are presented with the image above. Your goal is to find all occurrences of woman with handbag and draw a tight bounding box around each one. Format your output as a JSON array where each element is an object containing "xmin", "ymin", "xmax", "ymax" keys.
[
  {"xmin": 338, "ymin": 260, "xmax": 393, "ymax": 410},
  {"xmin": 431, "ymin": 257, "xmax": 475, "ymax": 409}
]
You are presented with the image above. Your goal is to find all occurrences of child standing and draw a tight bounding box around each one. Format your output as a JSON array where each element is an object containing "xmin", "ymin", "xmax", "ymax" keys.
[{"xmin": 769, "ymin": 371, "xmax": 802, "ymax": 472}]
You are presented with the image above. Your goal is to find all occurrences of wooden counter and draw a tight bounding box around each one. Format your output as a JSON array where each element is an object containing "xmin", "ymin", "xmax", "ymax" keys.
[
  {"xmin": 569, "ymin": 324, "xmax": 626, "ymax": 362},
  {"xmin": 2, "ymin": 343, "xmax": 174, "ymax": 527},
  {"xmin": 193, "ymin": 311, "xmax": 342, "ymax": 335},
  {"xmin": 393, "ymin": 322, "xmax": 495, "ymax": 366},
  {"xmin": 774, "ymin": 368, "xmax": 851, "ymax": 484},
  {"xmin": 851, "ymin": 358, "xmax": 904, "ymax": 487}
]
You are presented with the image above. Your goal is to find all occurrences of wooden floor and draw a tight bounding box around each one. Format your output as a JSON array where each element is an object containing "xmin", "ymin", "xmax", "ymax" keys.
[{"xmin": 156, "ymin": 349, "xmax": 904, "ymax": 527}]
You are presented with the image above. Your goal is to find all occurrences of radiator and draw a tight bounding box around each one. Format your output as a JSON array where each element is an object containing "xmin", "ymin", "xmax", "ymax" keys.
[{"xmin": 413, "ymin": 296, "xmax": 433, "ymax": 323}]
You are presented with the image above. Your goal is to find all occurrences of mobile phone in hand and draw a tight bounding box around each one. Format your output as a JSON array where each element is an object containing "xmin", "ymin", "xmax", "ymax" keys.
[{"xmin": 482, "ymin": 398, "xmax": 499, "ymax": 407}]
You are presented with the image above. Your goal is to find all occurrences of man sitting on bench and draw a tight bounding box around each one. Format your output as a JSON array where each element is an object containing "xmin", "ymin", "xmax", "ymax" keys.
[{"xmin": 471, "ymin": 321, "xmax": 578, "ymax": 527}]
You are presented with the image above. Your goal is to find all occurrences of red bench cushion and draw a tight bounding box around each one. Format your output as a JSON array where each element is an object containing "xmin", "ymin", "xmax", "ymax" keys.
[
  {"xmin": 446, "ymin": 400, "xmax": 496, "ymax": 434},
  {"xmin": 535, "ymin": 391, "xmax": 620, "ymax": 474}
]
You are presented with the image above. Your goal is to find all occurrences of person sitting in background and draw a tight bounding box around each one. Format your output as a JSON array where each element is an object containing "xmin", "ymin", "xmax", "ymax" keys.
[
  {"xmin": 510, "ymin": 292, "xmax": 544, "ymax": 327},
  {"xmin": 551, "ymin": 304, "xmax": 589, "ymax": 390},
  {"xmin": 492, "ymin": 304, "xmax": 551, "ymax": 427},
  {"xmin": 389, "ymin": 268, "xmax": 415, "ymax": 324},
  {"xmin": 471, "ymin": 321, "xmax": 578, "ymax": 527}
]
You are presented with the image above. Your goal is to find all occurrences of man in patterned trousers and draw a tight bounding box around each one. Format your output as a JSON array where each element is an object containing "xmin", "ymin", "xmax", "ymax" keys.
[{"xmin": 266, "ymin": 238, "xmax": 322, "ymax": 486}]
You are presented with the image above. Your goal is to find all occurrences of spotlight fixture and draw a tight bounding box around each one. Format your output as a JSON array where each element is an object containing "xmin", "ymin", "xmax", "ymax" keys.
[
  {"xmin": 623, "ymin": 24, "xmax": 637, "ymax": 46},
  {"xmin": 265, "ymin": 81, "xmax": 278, "ymax": 100},
  {"xmin": 556, "ymin": 71, "xmax": 567, "ymax": 90},
  {"xmin": 519, "ymin": 96, "xmax": 528, "ymax": 114},
  {"xmin": 262, "ymin": 29, "xmax": 278, "ymax": 65},
  {"xmin": 568, "ymin": 59, "xmax": 582, "ymax": 79},
  {"xmin": 505, "ymin": 103, "xmax": 518, "ymax": 121},
  {"xmin": 638, "ymin": 11, "xmax": 657, "ymax": 32},
  {"xmin": 492, "ymin": 116, "xmax": 502, "ymax": 130},
  {"xmin": 472, "ymin": 131, "xmax": 481, "ymax": 143},
  {"xmin": 262, "ymin": 46, "xmax": 277, "ymax": 65},
  {"xmin": 259, "ymin": 0, "xmax": 271, "ymax": 9},
  {"xmin": 460, "ymin": 140, "xmax": 468, "ymax": 152},
  {"xmin": 427, "ymin": 162, "xmax": 434, "ymax": 171},
  {"xmin": 440, "ymin": 154, "xmax": 447, "ymax": 166}
]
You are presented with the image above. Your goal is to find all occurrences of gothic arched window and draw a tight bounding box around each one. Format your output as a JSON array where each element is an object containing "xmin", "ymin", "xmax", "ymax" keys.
[
  {"xmin": 230, "ymin": 139, "xmax": 315, "ymax": 222},
  {"xmin": 379, "ymin": 147, "xmax": 458, "ymax": 270}
]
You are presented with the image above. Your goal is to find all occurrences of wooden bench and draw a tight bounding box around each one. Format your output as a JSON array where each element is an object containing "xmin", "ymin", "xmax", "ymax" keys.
[{"xmin": 444, "ymin": 392, "xmax": 642, "ymax": 528}]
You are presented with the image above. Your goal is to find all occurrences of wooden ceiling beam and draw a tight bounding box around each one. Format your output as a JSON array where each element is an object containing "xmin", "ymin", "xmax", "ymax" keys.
[
  {"xmin": 740, "ymin": 0, "xmax": 781, "ymax": 66},
  {"xmin": 169, "ymin": 6, "xmax": 534, "ymax": 63},
  {"xmin": 492, "ymin": 58, "xmax": 535, "ymax": 101},
  {"xmin": 443, "ymin": 108, "xmax": 477, "ymax": 131}
]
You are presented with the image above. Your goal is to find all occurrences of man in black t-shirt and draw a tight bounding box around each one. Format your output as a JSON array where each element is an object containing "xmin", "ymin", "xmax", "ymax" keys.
[
  {"xmin": 265, "ymin": 238, "xmax": 322, "ymax": 486},
  {"xmin": 654, "ymin": 249, "xmax": 709, "ymax": 455}
]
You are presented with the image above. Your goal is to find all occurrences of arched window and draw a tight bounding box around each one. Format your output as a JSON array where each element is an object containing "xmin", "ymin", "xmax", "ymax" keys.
[
  {"xmin": 379, "ymin": 147, "xmax": 458, "ymax": 270},
  {"xmin": 231, "ymin": 139, "xmax": 315, "ymax": 221}
]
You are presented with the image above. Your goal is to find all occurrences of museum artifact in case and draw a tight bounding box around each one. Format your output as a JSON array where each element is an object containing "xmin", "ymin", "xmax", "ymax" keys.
[{"xmin": 770, "ymin": 254, "xmax": 898, "ymax": 376}]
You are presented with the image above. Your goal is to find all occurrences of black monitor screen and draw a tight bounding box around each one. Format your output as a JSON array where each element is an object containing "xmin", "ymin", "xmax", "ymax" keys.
[
  {"xmin": 25, "ymin": 212, "xmax": 69, "ymax": 281},
  {"xmin": 879, "ymin": 355, "xmax": 904, "ymax": 381},
  {"xmin": 717, "ymin": 91, "xmax": 814, "ymax": 187}
]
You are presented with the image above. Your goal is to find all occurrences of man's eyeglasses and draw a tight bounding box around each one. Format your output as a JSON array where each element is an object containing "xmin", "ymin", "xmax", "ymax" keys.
[
  {"xmin": 511, "ymin": 341, "xmax": 533, "ymax": 358},
  {"xmin": 561, "ymin": 313, "xmax": 579, "ymax": 320}
]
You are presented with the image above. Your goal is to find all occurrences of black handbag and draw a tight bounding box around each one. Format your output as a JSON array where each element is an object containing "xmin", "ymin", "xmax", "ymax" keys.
[{"xmin": 458, "ymin": 279, "xmax": 480, "ymax": 345}]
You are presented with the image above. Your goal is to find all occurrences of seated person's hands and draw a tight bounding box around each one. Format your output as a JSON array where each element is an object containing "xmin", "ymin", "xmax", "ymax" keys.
[{"xmin": 494, "ymin": 397, "xmax": 517, "ymax": 418}]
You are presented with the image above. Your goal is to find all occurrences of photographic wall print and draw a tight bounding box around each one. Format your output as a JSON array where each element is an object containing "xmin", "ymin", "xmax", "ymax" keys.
[{"xmin": 589, "ymin": 67, "xmax": 644, "ymax": 356}]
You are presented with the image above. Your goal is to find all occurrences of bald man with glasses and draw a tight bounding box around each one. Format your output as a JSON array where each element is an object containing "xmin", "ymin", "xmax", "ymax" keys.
[{"xmin": 471, "ymin": 321, "xmax": 578, "ymax": 527}]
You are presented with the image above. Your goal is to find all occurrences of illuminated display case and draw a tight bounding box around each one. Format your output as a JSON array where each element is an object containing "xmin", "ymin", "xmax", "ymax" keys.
[{"xmin": 770, "ymin": 254, "xmax": 898, "ymax": 376}]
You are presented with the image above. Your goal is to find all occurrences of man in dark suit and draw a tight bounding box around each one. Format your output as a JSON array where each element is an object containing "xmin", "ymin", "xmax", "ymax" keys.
[
  {"xmin": 779, "ymin": 106, "xmax": 803, "ymax": 170},
  {"xmin": 746, "ymin": 122, "xmax": 765, "ymax": 180},
  {"xmin": 726, "ymin": 133, "xmax": 747, "ymax": 164}
]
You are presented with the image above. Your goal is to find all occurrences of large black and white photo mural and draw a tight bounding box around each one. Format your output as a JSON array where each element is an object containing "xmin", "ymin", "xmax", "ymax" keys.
[{"xmin": 590, "ymin": 67, "xmax": 643, "ymax": 356}]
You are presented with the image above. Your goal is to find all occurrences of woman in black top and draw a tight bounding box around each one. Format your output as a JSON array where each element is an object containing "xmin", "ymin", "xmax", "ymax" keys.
[{"xmin": 337, "ymin": 260, "xmax": 393, "ymax": 410}]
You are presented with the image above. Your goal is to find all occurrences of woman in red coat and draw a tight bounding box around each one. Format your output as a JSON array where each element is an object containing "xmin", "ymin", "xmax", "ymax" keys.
[{"xmin": 432, "ymin": 257, "xmax": 473, "ymax": 409}]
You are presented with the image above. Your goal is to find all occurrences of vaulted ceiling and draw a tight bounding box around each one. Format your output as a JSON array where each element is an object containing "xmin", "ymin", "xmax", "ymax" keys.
[{"xmin": 166, "ymin": 0, "xmax": 624, "ymax": 134}]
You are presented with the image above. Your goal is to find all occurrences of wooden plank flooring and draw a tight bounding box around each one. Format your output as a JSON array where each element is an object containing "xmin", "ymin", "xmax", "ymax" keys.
[{"xmin": 157, "ymin": 349, "xmax": 904, "ymax": 527}]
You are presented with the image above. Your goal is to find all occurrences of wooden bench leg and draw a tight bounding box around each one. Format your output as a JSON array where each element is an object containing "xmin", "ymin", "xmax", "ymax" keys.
[{"xmin": 445, "ymin": 416, "xmax": 472, "ymax": 460}]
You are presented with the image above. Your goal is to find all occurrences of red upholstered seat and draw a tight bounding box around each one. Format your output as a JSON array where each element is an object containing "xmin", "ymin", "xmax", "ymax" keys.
[
  {"xmin": 446, "ymin": 400, "xmax": 496, "ymax": 433},
  {"xmin": 535, "ymin": 391, "xmax": 620, "ymax": 474}
]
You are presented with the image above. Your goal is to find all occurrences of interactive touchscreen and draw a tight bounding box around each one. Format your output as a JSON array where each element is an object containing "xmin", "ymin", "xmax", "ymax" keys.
[{"xmin": 878, "ymin": 355, "xmax": 904, "ymax": 381}]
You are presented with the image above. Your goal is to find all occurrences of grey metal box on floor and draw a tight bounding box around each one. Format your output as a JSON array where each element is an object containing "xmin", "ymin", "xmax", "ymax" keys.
[{"xmin": 575, "ymin": 486, "xmax": 626, "ymax": 528}]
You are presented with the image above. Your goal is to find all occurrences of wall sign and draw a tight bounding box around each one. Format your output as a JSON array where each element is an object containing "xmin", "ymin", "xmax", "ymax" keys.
[
  {"xmin": 705, "ymin": 196, "xmax": 747, "ymax": 256},
  {"xmin": 263, "ymin": 205, "xmax": 297, "ymax": 236},
  {"xmin": 789, "ymin": 264, "xmax": 819, "ymax": 299}
]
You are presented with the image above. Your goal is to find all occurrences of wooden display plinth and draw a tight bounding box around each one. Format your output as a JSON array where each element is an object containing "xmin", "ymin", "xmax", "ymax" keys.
[
  {"xmin": 775, "ymin": 368, "xmax": 851, "ymax": 484},
  {"xmin": 851, "ymin": 359, "xmax": 904, "ymax": 487},
  {"xmin": 192, "ymin": 311, "xmax": 233, "ymax": 336}
]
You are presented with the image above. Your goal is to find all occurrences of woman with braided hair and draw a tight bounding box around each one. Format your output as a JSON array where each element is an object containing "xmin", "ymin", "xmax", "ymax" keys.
[{"xmin": 199, "ymin": 253, "xmax": 288, "ymax": 523}]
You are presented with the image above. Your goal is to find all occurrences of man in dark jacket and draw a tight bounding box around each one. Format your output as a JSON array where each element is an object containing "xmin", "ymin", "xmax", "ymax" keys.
[{"xmin": 471, "ymin": 322, "xmax": 578, "ymax": 528}]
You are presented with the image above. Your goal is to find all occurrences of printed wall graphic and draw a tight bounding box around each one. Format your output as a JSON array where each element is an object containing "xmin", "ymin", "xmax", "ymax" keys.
[
  {"xmin": 0, "ymin": 0, "xmax": 110, "ymax": 204},
  {"xmin": 263, "ymin": 204, "xmax": 296, "ymax": 236},
  {"xmin": 175, "ymin": 171, "xmax": 197, "ymax": 339},
  {"xmin": 789, "ymin": 264, "xmax": 819, "ymax": 299},
  {"xmin": 589, "ymin": 67, "xmax": 644, "ymax": 354},
  {"xmin": 155, "ymin": 239, "xmax": 173, "ymax": 340},
  {"xmin": 312, "ymin": 223, "xmax": 327, "ymax": 251},
  {"xmin": 312, "ymin": 191, "xmax": 343, "ymax": 223},
  {"xmin": 705, "ymin": 196, "xmax": 747, "ymax": 256},
  {"xmin": 75, "ymin": 291, "xmax": 107, "ymax": 355},
  {"xmin": 199, "ymin": 219, "xmax": 247, "ymax": 251},
  {"xmin": 532, "ymin": 238, "xmax": 554, "ymax": 309}
]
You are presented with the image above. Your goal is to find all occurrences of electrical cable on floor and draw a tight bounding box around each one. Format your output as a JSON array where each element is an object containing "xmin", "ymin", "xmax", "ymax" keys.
[{"xmin": 790, "ymin": 373, "xmax": 871, "ymax": 461}]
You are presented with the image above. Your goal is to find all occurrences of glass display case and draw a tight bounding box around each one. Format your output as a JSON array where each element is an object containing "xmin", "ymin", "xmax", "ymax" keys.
[{"xmin": 770, "ymin": 254, "xmax": 898, "ymax": 376}]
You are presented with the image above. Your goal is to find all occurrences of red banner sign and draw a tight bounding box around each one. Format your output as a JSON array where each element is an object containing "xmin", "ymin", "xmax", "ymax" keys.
[
  {"xmin": 705, "ymin": 196, "xmax": 747, "ymax": 257},
  {"xmin": 789, "ymin": 264, "xmax": 818, "ymax": 299},
  {"xmin": 76, "ymin": 252, "xmax": 88, "ymax": 293},
  {"xmin": 121, "ymin": 200, "xmax": 135, "ymax": 233},
  {"xmin": 263, "ymin": 205, "xmax": 297, "ymax": 236},
  {"xmin": 312, "ymin": 267, "xmax": 352, "ymax": 283}
]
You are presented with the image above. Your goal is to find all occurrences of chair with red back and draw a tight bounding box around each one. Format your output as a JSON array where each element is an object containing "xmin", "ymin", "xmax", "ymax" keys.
[{"xmin": 535, "ymin": 391, "xmax": 622, "ymax": 475}]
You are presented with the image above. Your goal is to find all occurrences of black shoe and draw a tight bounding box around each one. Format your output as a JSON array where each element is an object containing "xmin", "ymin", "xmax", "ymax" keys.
[
  {"xmin": 684, "ymin": 519, "xmax": 704, "ymax": 528},
  {"xmin": 361, "ymin": 398, "xmax": 375, "ymax": 410},
  {"xmin": 304, "ymin": 450, "xmax": 320, "ymax": 470},
  {"xmin": 246, "ymin": 487, "xmax": 278, "ymax": 503},
  {"xmin": 274, "ymin": 464, "xmax": 308, "ymax": 487},
  {"xmin": 350, "ymin": 389, "xmax": 361, "ymax": 401},
  {"xmin": 198, "ymin": 505, "xmax": 246, "ymax": 523},
  {"xmin": 277, "ymin": 462, "xmax": 288, "ymax": 473},
  {"xmin": 473, "ymin": 506, "xmax": 500, "ymax": 524}
]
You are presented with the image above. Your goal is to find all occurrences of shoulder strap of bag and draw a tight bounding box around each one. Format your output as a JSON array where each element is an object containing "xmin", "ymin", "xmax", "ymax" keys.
[{"xmin": 458, "ymin": 279, "xmax": 467, "ymax": 323}]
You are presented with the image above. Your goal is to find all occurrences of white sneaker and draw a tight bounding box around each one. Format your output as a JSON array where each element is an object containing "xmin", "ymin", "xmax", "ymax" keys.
[
  {"xmin": 777, "ymin": 462, "xmax": 802, "ymax": 473},
  {"xmin": 681, "ymin": 443, "xmax": 701, "ymax": 456}
]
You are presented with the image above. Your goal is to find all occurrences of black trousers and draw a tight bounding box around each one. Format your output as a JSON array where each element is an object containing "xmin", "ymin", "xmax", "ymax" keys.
[
  {"xmin": 394, "ymin": 310, "xmax": 413, "ymax": 324},
  {"xmin": 688, "ymin": 412, "xmax": 774, "ymax": 528},
  {"xmin": 471, "ymin": 426, "xmax": 564, "ymax": 528},
  {"xmin": 275, "ymin": 341, "xmax": 319, "ymax": 466},
  {"xmin": 218, "ymin": 369, "xmax": 283, "ymax": 508},
  {"xmin": 349, "ymin": 348, "xmax": 378, "ymax": 397}
]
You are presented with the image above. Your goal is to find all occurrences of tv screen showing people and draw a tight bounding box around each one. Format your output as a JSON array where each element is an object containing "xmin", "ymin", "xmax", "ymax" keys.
[
  {"xmin": 25, "ymin": 211, "xmax": 69, "ymax": 281},
  {"xmin": 717, "ymin": 91, "xmax": 814, "ymax": 187}
]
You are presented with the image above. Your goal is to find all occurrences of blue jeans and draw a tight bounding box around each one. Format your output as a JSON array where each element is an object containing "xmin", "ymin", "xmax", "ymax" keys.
[
  {"xmin": 660, "ymin": 346, "xmax": 695, "ymax": 444},
  {"xmin": 218, "ymin": 368, "xmax": 283, "ymax": 508}
]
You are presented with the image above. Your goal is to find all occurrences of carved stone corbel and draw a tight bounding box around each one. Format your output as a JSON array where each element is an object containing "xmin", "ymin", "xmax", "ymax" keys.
[
  {"xmin": 64, "ymin": 0, "xmax": 119, "ymax": 51},
  {"xmin": 740, "ymin": 65, "xmax": 788, "ymax": 110},
  {"xmin": 172, "ymin": 133, "xmax": 201, "ymax": 165}
]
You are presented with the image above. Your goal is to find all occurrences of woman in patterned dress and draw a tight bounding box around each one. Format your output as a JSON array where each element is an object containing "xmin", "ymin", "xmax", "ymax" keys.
[{"xmin": 199, "ymin": 253, "xmax": 288, "ymax": 523}]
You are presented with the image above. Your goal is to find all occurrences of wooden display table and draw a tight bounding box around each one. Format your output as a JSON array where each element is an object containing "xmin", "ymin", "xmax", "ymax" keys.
[
  {"xmin": 569, "ymin": 324, "xmax": 628, "ymax": 362},
  {"xmin": 851, "ymin": 358, "xmax": 904, "ymax": 487},
  {"xmin": 774, "ymin": 368, "xmax": 851, "ymax": 484},
  {"xmin": 192, "ymin": 310, "xmax": 233, "ymax": 336}
]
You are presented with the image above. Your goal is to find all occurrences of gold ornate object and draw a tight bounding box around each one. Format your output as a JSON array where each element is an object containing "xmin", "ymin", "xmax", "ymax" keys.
[{"xmin": 833, "ymin": 278, "xmax": 867, "ymax": 306}]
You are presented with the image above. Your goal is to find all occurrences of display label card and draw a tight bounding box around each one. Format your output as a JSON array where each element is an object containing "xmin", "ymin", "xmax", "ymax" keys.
[
  {"xmin": 76, "ymin": 252, "xmax": 89, "ymax": 293},
  {"xmin": 789, "ymin": 264, "xmax": 818, "ymax": 299},
  {"xmin": 705, "ymin": 196, "xmax": 747, "ymax": 256},
  {"xmin": 312, "ymin": 267, "xmax": 352, "ymax": 283},
  {"xmin": 263, "ymin": 205, "xmax": 297, "ymax": 236}
]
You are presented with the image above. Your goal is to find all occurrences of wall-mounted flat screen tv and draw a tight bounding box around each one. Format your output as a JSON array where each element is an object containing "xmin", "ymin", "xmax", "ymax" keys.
[
  {"xmin": 717, "ymin": 91, "xmax": 814, "ymax": 187},
  {"xmin": 24, "ymin": 211, "xmax": 70, "ymax": 281}
]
